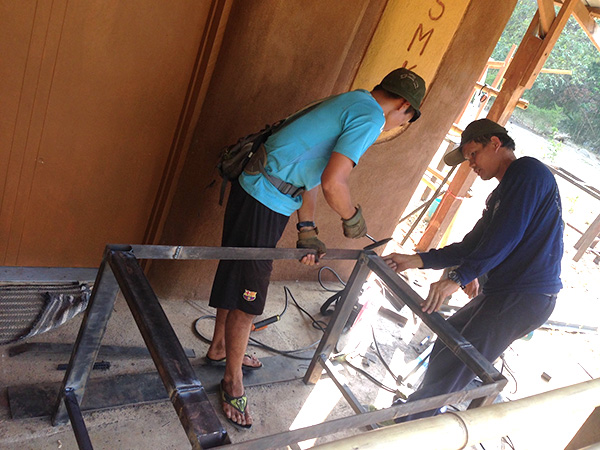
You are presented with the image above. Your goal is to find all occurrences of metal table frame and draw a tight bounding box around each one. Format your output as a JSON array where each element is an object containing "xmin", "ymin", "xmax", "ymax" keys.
[{"xmin": 51, "ymin": 244, "xmax": 506, "ymax": 449}]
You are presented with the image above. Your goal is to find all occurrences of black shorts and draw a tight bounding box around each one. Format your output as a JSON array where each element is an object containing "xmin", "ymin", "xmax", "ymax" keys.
[{"xmin": 208, "ymin": 180, "xmax": 289, "ymax": 315}]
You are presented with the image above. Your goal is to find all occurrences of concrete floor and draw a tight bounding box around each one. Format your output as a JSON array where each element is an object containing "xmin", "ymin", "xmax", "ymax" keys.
[
  {"xmin": 1, "ymin": 278, "xmax": 399, "ymax": 450},
  {"xmin": 1, "ymin": 252, "xmax": 599, "ymax": 449}
]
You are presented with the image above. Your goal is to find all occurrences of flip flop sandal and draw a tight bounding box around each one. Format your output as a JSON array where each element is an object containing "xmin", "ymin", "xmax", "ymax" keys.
[
  {"xmin": 205, "ymin": 354, "xmax": 263, "ymax": 371},
  {"xmin": 220, "ymin": 380, "xmax": 252, "ymax": 430}
]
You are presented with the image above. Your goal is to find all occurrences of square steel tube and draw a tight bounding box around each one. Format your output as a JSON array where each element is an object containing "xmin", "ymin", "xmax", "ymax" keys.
[
  {"xmin": 64, "ymin": 388, "xmax": 93, "ymax": 450},
  {"xmin": 223, "ymin": 381, "xmax": 505, "ymax": 450},
  {"xmin": 303, "ymin": 253, "xmax": 372, "ymax": 385},
  {"xmin": 128, "ymin": 244, "xmax": 361, "ymax": 261},
  {"xmin": 365, "ymin": 254, "xmax": 505, "ymax": 386},
  {"xmin": 53, "ymin": 256, "xmax": 121, "ymax": 426},
  {"xmin": 107, "ymin": 249, "xmax": 227, "ymax": 449}
]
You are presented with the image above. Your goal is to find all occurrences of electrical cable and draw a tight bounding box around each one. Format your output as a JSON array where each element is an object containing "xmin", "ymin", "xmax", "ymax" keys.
[
  {"xmin": 501, "ymin": 435, "xmax": 516, "ymax": 450},
  {"xmin": 318, "ymin": 266, "xmax": 346, "ymax": 292},
  {"xmin": 284, "ymin": 285, "xmax": 327, "ymax": 332},
  {"xmin": 193, "ymin": 315, "xmax": 318, "ymax": 360},
  {"xmin": 371, "ymin": 326, "xmax": 400, "ymax": 384},
  {"xmin": 499, "ymin": 354, "xmax": 518, "ymax": 394},
  {"xmin": 343, "ymin": 358, "xmax": 397, "ymax": 393},
  {"xmin": 192, "ymin": 285, "xmax": 327, "ymax": 360}
]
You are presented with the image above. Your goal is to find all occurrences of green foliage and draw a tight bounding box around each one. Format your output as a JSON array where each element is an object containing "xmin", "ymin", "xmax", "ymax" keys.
[
  {"xmin": 512, "ymin": 104, "xmax": 563, "ymax": 137},
  {"xmin": 490, "ymin": 0, "xmax": 600, "ymax": 153},
  {"xmin": 546, "ymin": 139, "xmax": 563, "ymax": 163}
]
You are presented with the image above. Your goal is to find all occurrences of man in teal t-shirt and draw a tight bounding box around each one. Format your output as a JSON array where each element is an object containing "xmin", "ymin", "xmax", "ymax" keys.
[{"xmin": 208, "ymin": 68, "xmax": 427, "ymax": 430}]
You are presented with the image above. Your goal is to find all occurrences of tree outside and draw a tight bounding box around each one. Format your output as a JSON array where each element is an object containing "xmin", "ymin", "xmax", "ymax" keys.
[{"xmin": 488, "ymin": 0, "xmax": 600, "ymax": 154}]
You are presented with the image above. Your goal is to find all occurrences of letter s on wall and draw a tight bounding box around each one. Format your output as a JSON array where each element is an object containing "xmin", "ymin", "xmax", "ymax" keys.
[{"xmin": 429, "ymin": 0, "xmax": 445, "ymax": 21}]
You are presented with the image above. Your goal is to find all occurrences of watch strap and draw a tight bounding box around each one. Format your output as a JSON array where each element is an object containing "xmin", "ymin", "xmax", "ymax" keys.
[{"xmin": 297, "ymin": 221, "xmax": 316, "ymax": 231}]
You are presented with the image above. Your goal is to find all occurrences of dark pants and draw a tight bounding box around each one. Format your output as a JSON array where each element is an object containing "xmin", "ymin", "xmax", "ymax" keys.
[
  {"xmin": 208, "ymin": 179, "xmax": 289, "ymax": 316},
  {"xmin": 397, "ymin": 291, "xmax": 556, "ymax": 422}
]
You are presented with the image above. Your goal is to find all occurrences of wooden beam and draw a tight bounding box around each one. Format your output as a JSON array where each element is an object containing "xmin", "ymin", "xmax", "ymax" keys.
[
  {"xmin": 523, "ymin": 0, "xmax": 579, "ymax": 89},
  {"xmin": 555, "ymin": 0, "xmax": 600, "ymax": 52},
  {"xmin": 537, "ymin": 0, "xmax": 557, "ymax": 37},
  {"xmin": 486, "ymin": 60, "xmax": 572, "ymax": 74},
  {"xmin": 571, "ymin": 0, "xmax": 600, "ymax": 52},
  {"xmin": 488, "ymin": 11, "xmax": 542, "ymax": 124},
  {"xmin": 420, "ymin": 0, "xmax": 579, "ymax": 250},
  {"xmin": 415, "ymin": 165, "xmax": 476, "ymax": 252},
  {"xmin": 474, "ymin": 82, "xmax": 530, "ymax": 110}
]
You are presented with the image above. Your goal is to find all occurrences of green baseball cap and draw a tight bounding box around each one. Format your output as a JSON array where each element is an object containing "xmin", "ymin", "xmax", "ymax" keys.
[
  {"xmin": 444, "ymin": 118, "xmax": 508, "ymax": 166},
  {"xmin": 380, "ymin": 68, "xmax": 426, "ymax": 122}
]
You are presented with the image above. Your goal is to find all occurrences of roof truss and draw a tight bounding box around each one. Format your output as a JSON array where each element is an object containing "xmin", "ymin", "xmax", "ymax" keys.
[{"xmin": 555, "ymin": 0, "xmax": 600, "ymax": 51}]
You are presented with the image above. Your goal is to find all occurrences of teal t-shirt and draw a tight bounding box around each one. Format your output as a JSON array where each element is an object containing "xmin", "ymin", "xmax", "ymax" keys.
[{"xmin": 239, "ymin": 89, "xmax": 385, "ymax": 216}]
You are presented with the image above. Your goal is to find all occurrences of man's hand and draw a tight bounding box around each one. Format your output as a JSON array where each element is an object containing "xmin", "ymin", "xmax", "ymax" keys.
[
  {"xmin": 384, "ymin": 253, "xmax": 423, "ymax": 272},
  {"xmin": 342, "ymin": 205, "xmax": 367, "ymax": 239},
  {"xmin": 463, "ymin": 278, "xmax": 480, "ymax": 299},
  {"xmin": 422, "ymin": 279, "xmax": 460, "ymax": 314},
  {"xmin": 297, "ymin": 228, "xmax": 326, "ymax": 266}
]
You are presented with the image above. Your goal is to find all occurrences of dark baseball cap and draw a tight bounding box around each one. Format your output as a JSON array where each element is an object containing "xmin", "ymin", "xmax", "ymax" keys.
[
  {"xmin": 444, "ymin": 118, "xmax": 508, "ymax": 166},
  {"xmin": 380, "ymin": 68, "xmax": 426, "ymax": 122}
]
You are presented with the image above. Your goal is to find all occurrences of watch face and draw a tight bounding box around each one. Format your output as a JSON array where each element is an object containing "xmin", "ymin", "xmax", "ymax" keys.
[{"xmin": 447, "ymin": 270, "xmax": 460, "ymax": 284}]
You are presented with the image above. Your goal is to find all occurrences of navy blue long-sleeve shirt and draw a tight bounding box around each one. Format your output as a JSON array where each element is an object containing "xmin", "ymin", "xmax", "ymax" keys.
[{"xmin": 419, "ymin": 157, "xmax": 563, "ymax": 295}]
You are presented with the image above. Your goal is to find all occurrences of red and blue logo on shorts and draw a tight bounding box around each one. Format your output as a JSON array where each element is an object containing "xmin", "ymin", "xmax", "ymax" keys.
[{"xmin": 243, "ymin": 289, "xmax": 257, "ymax": 302}]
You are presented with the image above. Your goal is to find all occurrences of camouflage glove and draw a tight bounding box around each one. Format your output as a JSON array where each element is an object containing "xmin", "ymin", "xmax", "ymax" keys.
[
  {"xmin": 296, "ymin": 228, "xmax": 327, "ymax": 260},
  {"xmin": 342, "ymin": 205, "xmax": 367, "ymax": 239}
]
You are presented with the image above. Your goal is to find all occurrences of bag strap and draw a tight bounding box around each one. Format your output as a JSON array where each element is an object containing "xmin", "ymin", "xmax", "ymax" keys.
[
  {"xmin": 270, "ymin": 94, "xmax": 336, "ymax": 134},
  {"xmin": 253, "ymin": 95, "xmax": 337, "ymax": 198}
]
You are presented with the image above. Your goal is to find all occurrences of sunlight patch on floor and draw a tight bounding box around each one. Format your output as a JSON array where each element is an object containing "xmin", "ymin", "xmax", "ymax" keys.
[{"xmin": 289, "ymin": 377, "xmax": 342, "ymax": 449}]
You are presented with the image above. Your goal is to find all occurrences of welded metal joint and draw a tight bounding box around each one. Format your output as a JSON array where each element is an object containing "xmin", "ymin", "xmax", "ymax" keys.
[
  {"xmin": 64, "ymin": 388, "xmax": 93, "ymax": 450},
  {"xmin": 173, "ymin": 246, "xmax": 183, "ymax": 259}
]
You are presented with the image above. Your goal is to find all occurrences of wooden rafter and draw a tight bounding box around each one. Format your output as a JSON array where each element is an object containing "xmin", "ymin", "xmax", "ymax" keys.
[
  {"xmin": 538, "ymin": 0, "xmax": 557, "ymax": 37},
  {"xmin": 416, "ymin": 0, "xmax": 581, "ymax": 252},
  {"xmin": 555, "ymin": 0, "xmax": 600, "ymax": 52}
]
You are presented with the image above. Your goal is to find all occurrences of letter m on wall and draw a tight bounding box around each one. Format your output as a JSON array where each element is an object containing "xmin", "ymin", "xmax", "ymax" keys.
[{"xmin": 408, "ymin": 23, "xmax": 434, "ymax": 56}]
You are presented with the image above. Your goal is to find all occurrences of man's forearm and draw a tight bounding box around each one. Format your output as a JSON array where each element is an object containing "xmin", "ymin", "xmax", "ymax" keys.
[
  {"xmin": 321, "ymin": 180, "xmax": 355, "ymax": 219},
  {"xmin": 297, "ymin": 187, "xmax": 318, "ymax": 224}
]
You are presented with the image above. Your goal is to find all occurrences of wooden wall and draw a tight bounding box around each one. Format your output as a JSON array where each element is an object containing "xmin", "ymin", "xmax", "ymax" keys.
[{"xmin": 149, "ymin": 0, "xmax": 517, "ymax": 300}]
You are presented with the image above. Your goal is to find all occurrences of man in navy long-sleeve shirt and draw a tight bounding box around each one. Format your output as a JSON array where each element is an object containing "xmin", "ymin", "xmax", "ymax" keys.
[{"xmin": 385, "ymin": 118, "xmax": 563, "ymax": 421}]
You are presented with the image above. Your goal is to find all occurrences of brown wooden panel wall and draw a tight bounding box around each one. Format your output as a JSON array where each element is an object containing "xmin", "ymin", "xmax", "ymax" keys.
[
  {"xmin": 149, "ymin": 0, "xmax": 517, "ymax": 299},
  {"xmin": 0, "ymin": 1, "xmax": 223, "ymax": 267}
]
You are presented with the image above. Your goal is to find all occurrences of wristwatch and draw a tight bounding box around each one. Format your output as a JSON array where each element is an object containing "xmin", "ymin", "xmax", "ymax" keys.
[
  {"xmin": 297, "ymin": 221, "xmax": 316, "ymax": 231},
  {"xmin": 447, "ymin": 270, "xmax": 465, "ymax": 289}
]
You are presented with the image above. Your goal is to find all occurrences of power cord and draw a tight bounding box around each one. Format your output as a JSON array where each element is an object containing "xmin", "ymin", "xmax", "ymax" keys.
[
  {"xmin": 371, "ymin": 326, "xmax": 400, "ymax": 384},
  {"xmin": 499, "ymin": 353, "xmax": 518, "ymax": 394},
  {"xmin": 318, "ymin": 266, "xmax": 346, "ymax": 292},
  {"xmin": 193, "ymin": 286, "xmax": 325, "ymax": 360},
  {"xmin": 342, "ymin": 357, "xmax": 397, "ymax": 393}
]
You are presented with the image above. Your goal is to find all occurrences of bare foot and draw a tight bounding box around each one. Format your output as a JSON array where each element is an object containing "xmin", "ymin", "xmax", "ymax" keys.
[
  {"xmin": 206, "ymin": 351, "xmax": 262, "ymax": 369},
  {"xmin": 221, "ymin": 380, "xmax": 252, "ymax": 429},
  {"xmin": 242, "ymin": 353, "xmax": 262, "ymax": 369}
]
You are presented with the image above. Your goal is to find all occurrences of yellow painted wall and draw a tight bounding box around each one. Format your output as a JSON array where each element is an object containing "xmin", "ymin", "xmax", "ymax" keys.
[{"xmin": 354, "ymin": 0, "xmax": 470, "ymax": 89}]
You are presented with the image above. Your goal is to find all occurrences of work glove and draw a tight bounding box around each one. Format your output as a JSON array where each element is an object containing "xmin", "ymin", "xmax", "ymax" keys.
[
  {"xmin": 296, "ymin": 228, "xmax": 327, "ymax": 261},
  {"xmin": 342, "ymin": 204, "xmax": 367, "ymax": 239}
]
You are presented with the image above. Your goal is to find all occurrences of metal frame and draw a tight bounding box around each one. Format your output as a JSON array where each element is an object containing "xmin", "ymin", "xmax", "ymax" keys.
[{"xmin": 52, "ymin": 244, "xmax": 506, "ymax": 449}]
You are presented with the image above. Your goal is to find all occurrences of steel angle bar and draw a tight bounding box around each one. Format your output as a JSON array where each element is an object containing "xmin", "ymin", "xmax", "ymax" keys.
[
  {"xmin": 304, "ymin": 253, "xmax": 372, "ymax": 385},
  {"xmin": 223, "ymin": 382, "xmax": 504, "ymax": 450},
  {"xmin": 8, "ymin": 342, "xmax": 196, "ymax": 359},
  {"xmin": 127, "ymin": 244, "xmax": 361, "ymax": 261},
  {"xmin": 0, "ymin": 266, "xmax": 97, "ymax": 283},
  {"xmin": 320, "ymin": 356, "xmax": 369, "ymax": 416},
  {"xmin": 52, "ymin": 255, "xmax": 121, "ymax": 426},
  {"xmin": 64, "ymin": 388, "xmax": 93, "ymax": 450},
  {"xmin": 365, "ymin": 254, "xmax": 505, "ymax": 386},
  {"xmin": 107, "ymin": 250, "xmax": 228, "ymax": 449}
]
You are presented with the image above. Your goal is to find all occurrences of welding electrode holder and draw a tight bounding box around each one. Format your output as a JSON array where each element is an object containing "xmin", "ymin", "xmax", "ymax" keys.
[{"xmin": 251, "ymin": 314, "xmax": 281, "ymax": 331}]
